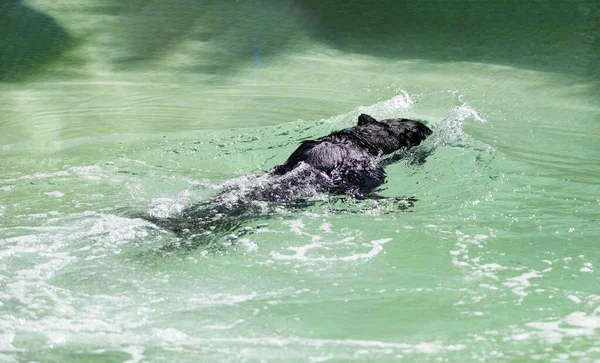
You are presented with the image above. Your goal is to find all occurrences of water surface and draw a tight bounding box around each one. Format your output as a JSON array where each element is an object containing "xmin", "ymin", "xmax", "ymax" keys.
[{"xmin": 1, "ymin": 1, "xmax": 599, "ymax": 361}]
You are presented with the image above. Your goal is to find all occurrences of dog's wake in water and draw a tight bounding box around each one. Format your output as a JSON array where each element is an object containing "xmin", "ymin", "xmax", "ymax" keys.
[{"xmin": 142, "ymin": 114, "xmax": 432, "ymax": 250}]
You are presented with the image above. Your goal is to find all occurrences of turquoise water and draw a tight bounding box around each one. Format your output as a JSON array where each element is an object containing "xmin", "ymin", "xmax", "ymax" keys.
[{"xmin": 1, "ymin": 1, "xmax": 599, "ymax": 361}]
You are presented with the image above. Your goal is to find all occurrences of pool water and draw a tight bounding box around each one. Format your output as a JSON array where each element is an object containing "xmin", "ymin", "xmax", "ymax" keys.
[{"xmin": 1, "ymin": 1, "xmax": 599, "ymax": 361}]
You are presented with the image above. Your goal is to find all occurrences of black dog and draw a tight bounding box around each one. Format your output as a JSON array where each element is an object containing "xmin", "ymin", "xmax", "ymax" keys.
[
  {"xmin": 146, "ymin": 114, "xmax": 432, "ymax": 249},
  {"xmin": 271, "ymin": 113, "xmax": 432, "ymax": 195}
]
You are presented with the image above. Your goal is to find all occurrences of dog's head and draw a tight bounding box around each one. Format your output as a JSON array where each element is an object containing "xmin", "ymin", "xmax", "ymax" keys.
[{"xmin": 356, "ymin": 113, "xmax": 433, "ymax": 154}]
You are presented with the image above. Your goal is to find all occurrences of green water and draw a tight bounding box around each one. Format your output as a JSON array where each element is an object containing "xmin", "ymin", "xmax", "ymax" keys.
[{"xmin": 1, "ymin": 1, "xmax": 599, "ymax": 361}]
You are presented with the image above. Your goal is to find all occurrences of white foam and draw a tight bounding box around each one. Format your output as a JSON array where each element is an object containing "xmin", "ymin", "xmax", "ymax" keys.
[
  {"xmin": 1, "ymin": 165, "xmax": 108, "ymax": 184},
  {"xmin": 323, "ymin": 91, "xmax": 415, "ymax": 126},
  {"xmin": 503, "ymin": 270, "xmax": 542, "ymax": 304},
  {"xmin": 319, "ymin": 222, "xmax": 332, "ymax": 233},
  {"xmin": 148, "ymin": 197, "xmax": 187, "ymax": 218},
  {"xmin": 431, "ymin": 104, "xmax": 489, "ymax": 149},
  {"xmin": 46, "ymin": 331, "xmax": 67, "ymax": 345},
  {"xmin": 0, "ymin": 354, "xmax": 17, "ymax": 363},
  {"xmin": 580, "ymin": 262, "xmax": 594, "ymax": 273},
  {"xmin": 186, "ymin": 293, "xmax": 258, "ymax": 306},
  {"xmin": 271, "ymin": 238, "xmax": 392, "ymax": 262},
  {"xmin": 239, "ymin": 238, "xmax": 258, "ymax": 252},
  {"xmin": 123, "ymin": 346, "xmax": 145, "ymax": 363},
  {"xmin": 44, "ymin": 191, "xmax": 65, "ymax": 198},
  {"xmin": 146, "ymin": 333, "xmax": 466, "ymax": 354},
  {"xmin": 519, "ymin": 307, "xmax": 600, "ymax": 344},
  {"xmin": 0, "ymin": 332, "xmax": 18, "ymax": 352},
  {"xmin": 152, "ymin": 328, "xmax": 188, "ymax": 343},
  {"xmin": 358, "ymin": 91, "xmax": 416, "ymax": 115}
]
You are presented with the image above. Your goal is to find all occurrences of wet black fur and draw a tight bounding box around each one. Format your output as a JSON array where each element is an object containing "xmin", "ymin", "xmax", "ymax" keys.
[
  {"xmin": 144, "ymin": 114, "xmax": 432, "ymax": 250},
  {"xmin": 271, "ymin": 113, "xmax": 432, "ymax": 195}
]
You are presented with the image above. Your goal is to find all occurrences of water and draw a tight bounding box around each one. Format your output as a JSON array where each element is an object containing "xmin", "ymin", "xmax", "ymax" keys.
[{"xmin": 1, "ymin": 1, "xmax": 599, "ymax": 361}]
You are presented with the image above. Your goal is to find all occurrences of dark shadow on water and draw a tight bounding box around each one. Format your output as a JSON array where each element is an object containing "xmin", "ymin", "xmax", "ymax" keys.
[
  {"xmin": 109, "ymin": 0, "xmax": 306, "ymax": 75},
  {"xmin": 5, "ymin": 1, "xmax": 595, "ymax": 85},
  {"xmin": 298, "ymin": 0, "xmax": 599, "ymax": 83},
  {"xmin": 0, "ymin": 0, "xmax": 70, "ymax": 81},
  {"xmin": 106, "ymin": 0, "xmax": 598, "ymax": 87}
]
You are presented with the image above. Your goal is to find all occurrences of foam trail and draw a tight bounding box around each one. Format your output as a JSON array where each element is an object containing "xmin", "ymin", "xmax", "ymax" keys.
[
  {"xmin": 324, "ymin": 91, "xmax": 416, "ymax": 125},
  {"xmin": 358, "ymin": 91, "xmax": 416, "ymax": 115},
  {"xmin": 432, "ymin": 104, "xmax": 487, "ymax": 148},
  {"xmin": 271, "ymin": 238, "xmax": 392, "ymax": 262}
]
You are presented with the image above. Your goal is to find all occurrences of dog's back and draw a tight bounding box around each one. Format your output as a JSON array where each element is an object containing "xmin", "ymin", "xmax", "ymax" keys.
[{"xmin": 272, "ymin": 114, "xmax": 432, "ymax": 194}]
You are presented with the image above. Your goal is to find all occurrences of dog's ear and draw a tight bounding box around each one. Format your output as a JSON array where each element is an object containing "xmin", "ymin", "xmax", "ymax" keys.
[{"xmin": 357, "ymin": 114, "xmax": 378, "ymax": 125}]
